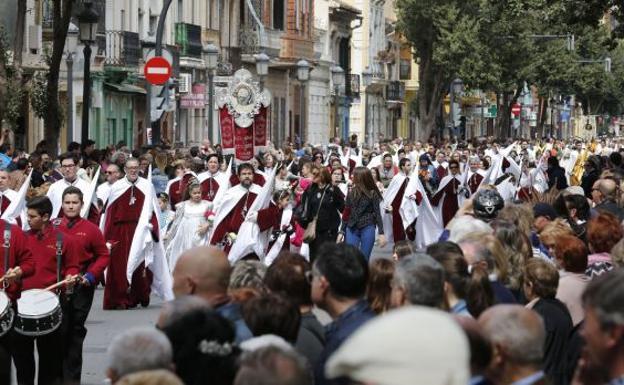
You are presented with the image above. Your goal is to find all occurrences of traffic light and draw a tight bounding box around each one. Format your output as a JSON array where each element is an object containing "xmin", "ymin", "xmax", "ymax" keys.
[
  {"xmin": 150, "ymin": 84, "xmax": 167, "ymax": 122},
  {"xmin": 167, "ymin": 78, "xmax": 177, "ymax": 111}
]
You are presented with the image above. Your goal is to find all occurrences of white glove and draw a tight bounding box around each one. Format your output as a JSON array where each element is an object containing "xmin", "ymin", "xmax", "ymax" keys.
[{"xmin": 247, "ymin": 211, "xmax": 258, "ymax": 223}]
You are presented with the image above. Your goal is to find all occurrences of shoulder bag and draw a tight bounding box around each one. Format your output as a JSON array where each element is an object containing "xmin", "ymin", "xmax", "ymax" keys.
[{"xmin": 303, "ymin": 187, "xmax": 327, "ymax": 243}]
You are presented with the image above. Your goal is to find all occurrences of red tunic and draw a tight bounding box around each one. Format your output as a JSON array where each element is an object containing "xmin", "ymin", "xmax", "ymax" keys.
[
  {"xmin": 468, "ymin": 173, "xmax": 484, "ymax": 195},
  {"xmin": 200, "ymin": 176, "xmax": 220, "ymax": 202},
  {"xmin": 58, "ymin": 217, "xmax": 110, "ymax": 284},
  {"xmin": 102, "ymin": 187, "xmax": 158, "ymax": 309},
  {"xmin": 56, "ymin": 203, "xmax": 101, "ymax": 226},
  {"xmin": 257, "ymin": 203, "xmax": 292, "ymax": 252},
  {"xmin": 0, "ymin": 220, "xmax": 35, "ymax": 301},
  {"xmin": 390, "ymin": 179, "xmax": 423, "ymax": 243},
  {"xmin": 168, "ymin": 173, "xmax": 195, "ymax": 210},
  {"xmin": 23, "ymin": 225, "xmax": 81, "ymax": 291},
  {"xmin": 431, "ymin": 178, "xmax": 461, "ymax": 227},
  {"xmin": 211, "ymin": 191, "xmax": 258, "ymax": 252},
  {"xmin": 436, "ymin": 165, "xmax": 448, "ymax": 181}
]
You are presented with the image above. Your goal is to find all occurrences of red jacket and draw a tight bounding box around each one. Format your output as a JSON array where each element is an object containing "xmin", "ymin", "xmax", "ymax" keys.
[
  {"xmin": 58, "ymin": 217, "xmax": 110, "ymax": 285},
  {"xmin": 0, "ymin": 219, "xmax": 35, "ymax": 301},
  {"xmin": 23, "ymin": 224, "xmax": 82, "ymax": 290}
]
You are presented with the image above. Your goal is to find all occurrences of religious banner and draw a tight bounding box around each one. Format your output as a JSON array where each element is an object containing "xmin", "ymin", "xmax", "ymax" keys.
[{"xmin": 217, "ymin": 69, "xmax": 271, "ymax": 163}]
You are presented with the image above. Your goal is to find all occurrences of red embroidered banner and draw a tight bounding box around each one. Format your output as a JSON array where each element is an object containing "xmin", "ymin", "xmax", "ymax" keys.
[
  {"xmin": 254, "ymin": 107, "xmax": 268, "ymax": 151},
  {"xmin": 220, "ymin": 107, "xmax": 235, "ymax": 155},
  {"xmin": 234, "ymin": 124, "xmax": 254, "ymax": 161}
]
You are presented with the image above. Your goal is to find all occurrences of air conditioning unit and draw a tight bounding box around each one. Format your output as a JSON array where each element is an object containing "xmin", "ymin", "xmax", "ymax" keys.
[
  {"xmin": 179, "ymin": 73, "xmax": 192, "ymax": 94},
  {"xmin": 28, "ymin": 25, "xmax": 41, "ymax": 51}
]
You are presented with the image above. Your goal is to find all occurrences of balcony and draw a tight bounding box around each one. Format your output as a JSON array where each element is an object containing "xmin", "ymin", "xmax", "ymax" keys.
[
  {"xmin": 239, "ymin": 27, "xmax": 283, "ymax": 57},
  {"xmin": 103, "ymin": 31, "xmax": 141, "ymax": 67},
  {"xmin": 387, "ymin": 81, "xmax": 406, "ymax": 101},
  {"xmin": 175, "ymin": 23, "xmax": 203, "ymax": 58}
]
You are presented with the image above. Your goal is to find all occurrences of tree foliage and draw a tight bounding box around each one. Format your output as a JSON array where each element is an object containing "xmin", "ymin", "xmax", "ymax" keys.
[
  {"xmin": 396, "ymin": 0, "xmax": 624, "ymax": 139},
  {"xmin": 0, "ymin": 25, "xmax": 25, "ymax": 130}
]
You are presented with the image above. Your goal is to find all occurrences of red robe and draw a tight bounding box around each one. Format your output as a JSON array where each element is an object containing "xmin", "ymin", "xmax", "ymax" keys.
[
  {"xmin": 390, "ymin": 179, "xmax": 422, "ymax": 243},
  {"xmin": 23, "ymin": 225, "xmax": 82, "ymax": 291},
  {"xmin": 431, "ymin": 178, "xmax": 461, "ymax": 227},
  {"xmin": 102, "ymin": 187, "xmax": 158, "ymax": 309},
  {"xmin": 168, "ymin": 173, "xmax": 195, "ymax": 210},
  {"xmin": 0, "ymin": 220, "xmax": 35, "ymax": 301},
  {"xmin": 436, "ymin": 165, "xmax": 448, "ymax": 181},
  {"xmin": 200, "ymin": 175, "xmax": 221, "ymax": 202},
  {"xmin": 210, "ymin": 191, "xmax": 258, "ymax": 252},
  {"xmin": 257, "ymin": 202, "xmax": 293, "ymax": 252},
  {"xmin": 468, "ymin": 173, "xmax": 484, "ymax": 195},
  {"xmin": 59, "ymin": 217, "xmax": 110, "ymax": 284}
]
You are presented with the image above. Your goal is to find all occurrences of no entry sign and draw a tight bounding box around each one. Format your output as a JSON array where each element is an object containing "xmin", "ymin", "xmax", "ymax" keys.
[{"xmin": 144, "ymin": 57, "xmax": 172, "ymax": 85}]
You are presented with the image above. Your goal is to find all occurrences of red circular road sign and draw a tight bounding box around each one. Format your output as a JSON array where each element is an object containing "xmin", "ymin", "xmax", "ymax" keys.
[
  {"xmin": 144, "ymin": 57, "xmax": 172, "ymax": 85},
  {"xmin": 511, "ymin": 103, "xmax": 521, "ymax": 117}
]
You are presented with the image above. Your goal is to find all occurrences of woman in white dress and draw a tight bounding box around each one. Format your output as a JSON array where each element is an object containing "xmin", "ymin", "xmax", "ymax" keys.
[{"xmin": 164, "ymin": 182, "xmax": 211, "ymax": 270}]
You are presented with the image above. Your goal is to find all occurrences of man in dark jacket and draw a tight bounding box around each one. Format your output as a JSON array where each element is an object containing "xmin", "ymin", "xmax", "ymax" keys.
[
  {"xmin": 591, "ymin": 178, "xmax": 624, "ymax": 221},
  {"xmin": 581, "ymin": 156, "xmax": 601, "ymax": 198}
]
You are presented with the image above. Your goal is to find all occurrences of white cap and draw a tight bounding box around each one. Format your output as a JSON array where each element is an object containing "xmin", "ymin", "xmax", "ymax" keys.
[{"xmin": 326, "ymin": 306, "xmax": 470, "ymax": 385}]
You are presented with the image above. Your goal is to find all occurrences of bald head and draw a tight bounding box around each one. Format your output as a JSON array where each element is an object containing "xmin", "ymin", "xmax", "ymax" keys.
[
  {"xmin": 599, "ymin": 178, "xmax": 617, "ymax": 200},
  {"xmin": 172, "ymin": 246, "xmax": 231, "ymax": 302},
  {"xmin": 478, "ymin": 305, "xmax": 545, "ymax": 367}
]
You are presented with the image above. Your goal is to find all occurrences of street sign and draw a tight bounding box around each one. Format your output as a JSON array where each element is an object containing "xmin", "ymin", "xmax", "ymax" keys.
[
  {"xmin": 511, "ymin": 103, "xmax": 521, "ymax": 117},
  {"xmin": 144, "ymin": 57, "xmax": 172, "ymax": 85}
]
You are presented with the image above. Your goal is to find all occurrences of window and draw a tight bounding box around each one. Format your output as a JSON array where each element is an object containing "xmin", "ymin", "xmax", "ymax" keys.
[
  {"xmin": 400, "ymin": 59, "xmax": 411, "ymax": 80},
  {"xmin": 177, "ymin": 0, "xmax": 183, "ymax": 22},
  {"xmin": 273, "ymin": 0, "xmax": 284, "ymax": 30}
]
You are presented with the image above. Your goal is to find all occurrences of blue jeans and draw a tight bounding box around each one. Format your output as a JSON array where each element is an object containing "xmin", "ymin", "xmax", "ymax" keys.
[{"xmin": 346, "ymin": 224, "xmax": 376, "ymax": 260}]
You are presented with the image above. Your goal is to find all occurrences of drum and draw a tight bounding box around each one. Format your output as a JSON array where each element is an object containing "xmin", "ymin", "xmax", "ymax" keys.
[
  {"xmin": 0, "ymin": 291, "xmax": 13, "ymax": 337},
  {"xmin": 14, "ymin": 289, "xmax": 62, "ymax": 336}
]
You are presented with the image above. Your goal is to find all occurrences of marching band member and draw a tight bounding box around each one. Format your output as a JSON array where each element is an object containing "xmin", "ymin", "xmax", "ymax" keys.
[
  {"xmin": 13, "ymin": 196, "xmax": 82, "ymax": 385},
  {"xmin": 58, "ymin": 186, "xmax": 110, "ymax": 384}
]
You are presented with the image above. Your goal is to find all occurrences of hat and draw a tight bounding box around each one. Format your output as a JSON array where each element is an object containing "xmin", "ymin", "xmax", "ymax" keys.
[
  {"xmin": 326, "ymin": 307, "xmax": 470, "ymax": 385},
  {"xmin": 564, "ymin": 186, "xmax": 585, "ymax": 196},
  {"xmin": 533, "ymin": 203, "xmax": 557, "ymax": 220}
]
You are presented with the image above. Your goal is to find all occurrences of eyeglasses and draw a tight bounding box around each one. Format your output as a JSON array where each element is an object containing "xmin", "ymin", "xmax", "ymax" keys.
[
  {"xmin": 61, "ymin": 164, "xmax": 76, "ymax": 169},
  {"xmin": 105, "ymin": 171, "xmax": 117, "ymax": 175}
]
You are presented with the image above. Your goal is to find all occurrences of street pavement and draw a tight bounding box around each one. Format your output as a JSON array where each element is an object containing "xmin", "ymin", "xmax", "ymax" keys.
[{"xmin": 73, "ymin": 244, "xmax": 393, "ymax": 385}]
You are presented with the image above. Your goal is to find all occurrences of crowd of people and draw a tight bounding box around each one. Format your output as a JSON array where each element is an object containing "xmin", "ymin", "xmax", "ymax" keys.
[{"xmin": 1, "ymin": 134, "xmax": 624, "ymax": 385}]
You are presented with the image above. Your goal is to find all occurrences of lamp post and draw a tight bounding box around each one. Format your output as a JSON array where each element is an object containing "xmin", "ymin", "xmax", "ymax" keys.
[
  {"xmin": 255, "ymin": 52, "xmax": 269, "ymax": 92},
  {"xmin": 78, "ymin": 1, "xmax": 99, "ymax": 145},
  {"xmin": 296, "ymin": 59, "xmax": 310, "ymax": 145},
  {"xmin": 331, "ymin": 65, "xmax": 344, "ymax": 141},
  {"xmin": 204, "ymin": 43, "xmax": 219, "ymax": 142},
  {"xmin": 362, "ymin": 66, "xmax": 373, "ymax": 148},
  {"xmin": 65, "ymin": 23, "xmax": 78, "ymax": 146}
]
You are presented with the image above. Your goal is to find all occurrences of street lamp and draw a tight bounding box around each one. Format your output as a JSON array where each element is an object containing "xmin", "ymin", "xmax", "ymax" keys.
[
  {"xmin": 78, "ymin": 1, "xmax": 99, "ymax": 145},
  {"xmin": 297, "ymin": 59, "xmax": 310, "ymax": 145},
  {"xmin": 65, "ymin": 23, "xmax": 78, "ymax": 146},
  {"xmin": 204, "ymin": 43, "xmax": 219, "ymax": 142},
  {"xmin": 331, "ymin": 65, "xmax": 344, "ymax": 141},
  {"xmin": 255, "ymin": 52, "xmax": 269, "ymax": 91},
  {"xmin": 362, "ymin": 66, "xmax": 373, "ymax": 147}
]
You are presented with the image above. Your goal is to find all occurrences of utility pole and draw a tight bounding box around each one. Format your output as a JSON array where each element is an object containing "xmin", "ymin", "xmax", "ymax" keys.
[{"xmin": 150, "ymin": 0, "xmax": 174, "ymax": 146}]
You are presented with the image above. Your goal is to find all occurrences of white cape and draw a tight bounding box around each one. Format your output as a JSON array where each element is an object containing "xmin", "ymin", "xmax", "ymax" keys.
[{"xmin": 1, "ymin": 170, "xmax": 31, "ymax": 228}]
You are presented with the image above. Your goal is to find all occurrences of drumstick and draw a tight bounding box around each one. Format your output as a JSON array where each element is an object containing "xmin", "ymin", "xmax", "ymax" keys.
[{"xmin": 42, "ymin": 276, "xmax": 81, "ymax": 292}]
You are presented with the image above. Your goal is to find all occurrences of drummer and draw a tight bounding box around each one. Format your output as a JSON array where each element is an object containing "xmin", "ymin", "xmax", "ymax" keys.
[
  {"xmin": 11, "ymin": 196, "xmax": 83, "ymax": 385},
  {"xmin": 57, "ymin": 186, "xmax": 110, "ymax": 384},
  {"xmin": 0, "ymin": 217, "xmax": 34, "ymax": 380}
]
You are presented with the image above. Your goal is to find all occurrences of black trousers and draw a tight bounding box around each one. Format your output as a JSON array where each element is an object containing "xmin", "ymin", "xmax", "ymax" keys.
[
  {"xmin": 308, "ymin": 229, "xmax": 337, "ymax": 264},
  {"xmin": 62, "ymin": 284, "xmax": 95, "ymax": 384},
  {"xmin": 11, "ymin": 326, "xmax": 64, "ymax": 385},
  {"xmin": 0, "ymin": 334, "xmax": 11, "ymax": 385}
]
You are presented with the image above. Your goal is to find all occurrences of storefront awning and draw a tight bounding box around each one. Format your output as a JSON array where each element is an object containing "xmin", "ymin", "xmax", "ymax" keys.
[{"xmin": 104, "ymin": 82, "xmax": 147, "ymax": 95}]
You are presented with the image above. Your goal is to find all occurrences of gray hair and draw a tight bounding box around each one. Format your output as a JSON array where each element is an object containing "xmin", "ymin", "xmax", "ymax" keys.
[
  {"xmin": 479, "ymin": 305, "xmax": 545, "ymax": 366},
  {"xmin": 448, "ymin": 217, "xmax": 493, "ymax": 243},
  {"xmin": 583, "ymin": 269, "xmax": 624, "ymax": 328},
  {"xmin": 393, "ymin": 253, "xmax": 445, "ymax": 308},
  {"xmin": 107, "ymin": 327, "xmax": 173, "ymax": 378},
  {"xmin": 229, "ymin": 261, "xmax": 267, "ymax": 291},
  {"xmin": 157, "ymin": 295, "xmax": 211, "ymax": 329},
  {"xmin": 234, "ymin": 345, "xmax": 312, "ymax": 385}
]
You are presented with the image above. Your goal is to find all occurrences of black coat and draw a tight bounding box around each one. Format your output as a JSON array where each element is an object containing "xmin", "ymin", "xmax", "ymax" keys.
[
  {"xmin": 547, "ymin": 166, "xmax": 568, "ymax": 191},
  {"xmin": 298, "ymin": 184, "xmax": 345, "ymax": 233},
  {"xmin": 533, "ymin": 298, "xmax": 573, "ymax": 385}
]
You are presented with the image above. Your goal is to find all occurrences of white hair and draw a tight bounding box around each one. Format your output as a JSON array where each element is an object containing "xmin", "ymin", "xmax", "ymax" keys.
[
  {"xmin": 107, "ymin": 327, "xmax": 173, "ymax": 378},
  {"xmin": 448, "ymin": 216, "xmax": 493, "ymax": 243}
]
